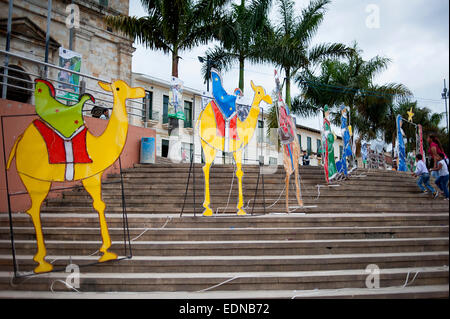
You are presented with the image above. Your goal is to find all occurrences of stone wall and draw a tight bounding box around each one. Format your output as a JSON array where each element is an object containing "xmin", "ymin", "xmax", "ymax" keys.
[{"xmin": 0, "ymin": 0, "xmax": 135, "ymax": 91}]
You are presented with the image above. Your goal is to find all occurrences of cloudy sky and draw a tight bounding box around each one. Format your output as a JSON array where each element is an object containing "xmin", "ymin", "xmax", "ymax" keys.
[{"xmin": 129, "ymin": 0, "xmax": 449, "ymax": 131}]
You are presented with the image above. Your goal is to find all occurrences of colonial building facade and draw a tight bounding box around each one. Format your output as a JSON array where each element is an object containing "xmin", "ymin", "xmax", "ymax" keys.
[
  {"xmin": 0, "ymin": 0, "xmax": 137, "ymax": 121},
  {"xmin": 132, "ymin": 71, "xmax": 343, "ymax": 166}
]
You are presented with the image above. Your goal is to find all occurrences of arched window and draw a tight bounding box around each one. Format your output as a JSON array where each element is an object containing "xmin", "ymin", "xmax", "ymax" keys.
[{"xmin": 0, "ymin": 65, "xmax": 32, "ymax": 103}]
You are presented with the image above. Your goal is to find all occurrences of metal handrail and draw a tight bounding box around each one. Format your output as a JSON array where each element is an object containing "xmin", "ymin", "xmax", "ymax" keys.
[
  {"xmin": 1, "ymin": 49, "xmax": 109, "ymax": 83},
  {"xmin": 1, "ymin": 49, "xmax": 147, "ymax": 121}
]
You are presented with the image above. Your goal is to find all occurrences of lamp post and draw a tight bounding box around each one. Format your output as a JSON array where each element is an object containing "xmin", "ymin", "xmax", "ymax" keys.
[{"xmin": 442, "ymin": 79, "xmax": 449, "ymax": 134}]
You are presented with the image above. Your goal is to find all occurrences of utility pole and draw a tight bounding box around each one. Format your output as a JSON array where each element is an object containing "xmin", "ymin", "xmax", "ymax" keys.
[{"xmin": 442, "ymin": 79, "xmax": 449, "ymax": 134}]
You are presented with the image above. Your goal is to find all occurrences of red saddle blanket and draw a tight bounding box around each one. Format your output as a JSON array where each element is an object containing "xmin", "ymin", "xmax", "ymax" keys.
[
  {"xmin": 211, "ymin": 100, "xmax": 239, "ymax": 140},
  {"xmin": 33, "ymin": 119, "xmax": 93, "ymax": 164}
]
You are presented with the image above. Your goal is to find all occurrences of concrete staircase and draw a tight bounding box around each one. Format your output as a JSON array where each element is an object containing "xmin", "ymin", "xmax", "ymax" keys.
[{"xmin": 0, "ymin": 163, "xmax": 448, "ymax": 298}]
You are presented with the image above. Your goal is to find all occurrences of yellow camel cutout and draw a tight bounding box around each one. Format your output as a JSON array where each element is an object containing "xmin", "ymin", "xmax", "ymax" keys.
[
  {"xmin": 7, "ymin": 80, "xmax": 145, "ymax": 273},
  {"xmin": 197, "ymin": 81, "xmax": 272, "ymax": 216}
]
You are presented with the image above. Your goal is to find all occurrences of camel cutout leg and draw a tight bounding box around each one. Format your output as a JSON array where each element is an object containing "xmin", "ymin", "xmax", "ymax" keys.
[
  {"xmin": 201, "ymin": 140, "xmax": 217, "ymax": 216},
  {"xmin": 19, "ymin": 173, "xmax": 53, "ymax": 273},
  {"xmin": 233, "ymin": 151, "xmax": 246, "ymax": 216},
  {"xmin": 294, "ymin": 167, "xmax": 303, "ymax": 207},
  {"xmin": 285, "ymin": 174, "xmax": 290, "ymax": 213},
  {"xmin": 82, "ymin": 173, "xmax": 117, "ymax": 262}
]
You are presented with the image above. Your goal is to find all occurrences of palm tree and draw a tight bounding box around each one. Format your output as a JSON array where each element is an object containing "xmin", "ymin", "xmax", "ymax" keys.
[
  {"xmin": 263, "ymin": 0, "xmax": 352, "ymax": 109},
  {"xmin": 355, "ymin": 83, "xmax": 411, "ymax": 141},
  {"xmin": 297, "ymin": 43, "xmax": 411, "ymax": 154},
  {"xmin": 386, "ymin": 101, "xmax": 444, "ymax": 154},
  {"xmin": 200, "ymin": 0, "xmax": 272, "ymax": 92},
  {"xmin": 104, "ymin": 0, "xmax": 230, "ymax": 78},
  {"xmin": 293, "ymin": 59, "xmax": 343, "ymax": 117}
]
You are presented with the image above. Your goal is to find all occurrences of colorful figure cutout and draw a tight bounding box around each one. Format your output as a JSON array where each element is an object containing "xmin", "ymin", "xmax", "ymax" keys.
[
  {"xmin": 336, "ymin": 104, "xmax": 353, "ymax": 176},
  {"xmin": 197, "ymin": 70, "xmax": 272, "ymax": 216},
  {"xmin": 274, "ymin": 70, "xmax": 303, "ymax": 212},
  {"xmin": 7, "ymin": 79, "xmax": 145, "ymax": 273},
  {"xmin": 322, "ymin": 106, "xmax": 338, "ymax": 182},
  {"xmin": 396, "ymin": 114, "xmax": 407, "ymax": 172},
  {"xmin": 418, "ymin": 124, "xmax": 424, "ymax": 159}
]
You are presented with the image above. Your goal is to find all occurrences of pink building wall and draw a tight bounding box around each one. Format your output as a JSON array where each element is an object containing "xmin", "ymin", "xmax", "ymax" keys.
[{"xmin": 0, "ymin": 98, "xmax": 156, "ymax": 213}]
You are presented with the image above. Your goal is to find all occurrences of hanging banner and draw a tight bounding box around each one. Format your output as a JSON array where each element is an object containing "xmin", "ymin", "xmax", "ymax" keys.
[
  {"xmin": 396, "ymin": 115, "xmax": 407, "ymax": 172},
  {"xmin": 56, "ymin": 47, "xmax": 82, "ymax": 102},
  {"xmin": 274, "ymin": 70, "xmax": 295, "ymax": 145},
  {"xmin": 418, "ymin": 124, "xmax": 424, "ymax": 158},
  {"xmin": 168, "ymin": 76, "xmax": 185, "ymax": 120},
  {"xmin": 323, "ymin": 106, "xmax": 338, "ymax": 182},
  {"xmin": 336, "ymin": 104, "xmax": 353, "ymax": 176},
  {"xmin": 273, "ymin": 70, "xmax": 303, "ymax": 211}
]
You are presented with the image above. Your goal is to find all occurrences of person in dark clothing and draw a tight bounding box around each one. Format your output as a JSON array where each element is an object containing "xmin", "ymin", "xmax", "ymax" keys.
[{"xmin": 303, "ymin": 151, "xmax": 310, "ymax": 166}]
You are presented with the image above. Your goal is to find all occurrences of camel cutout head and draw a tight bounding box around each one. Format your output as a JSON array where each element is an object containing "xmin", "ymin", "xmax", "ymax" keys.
[
  {"xmin": 98, "ymin": 80, "xmax": 145, "ymax": 100},
  {"xmin": 250, "ymin": 80, "xmax": 272, "ymax": 106}
]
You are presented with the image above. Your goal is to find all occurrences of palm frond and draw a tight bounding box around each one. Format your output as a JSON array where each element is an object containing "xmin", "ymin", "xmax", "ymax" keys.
[
  {"xmin": 200, "ymin": 46, "xmax": 237, "ymax": 83},
  {"xmin": 104, "ymin": 14, "xmax": 171, "ymax": 53}
]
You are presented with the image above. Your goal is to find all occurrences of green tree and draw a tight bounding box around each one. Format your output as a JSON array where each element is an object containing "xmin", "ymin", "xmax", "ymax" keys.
[
  {"xmin": 263, "ymin": 0, "xmax": 352, "ymax": 109},
  {"xmin": 200, "ymin": 0, "xmax": 272, "ymax": 92},
  {"xmin": 104, "ymin": 0, "xmax": 230, "ymax": 78},
  {"xmin": 296, "ymin": 43, "xmax": 411, "ymax": 155},
  {"xmin": 389, "ymin": 101, "xmax": 444, "ymax": 154}
]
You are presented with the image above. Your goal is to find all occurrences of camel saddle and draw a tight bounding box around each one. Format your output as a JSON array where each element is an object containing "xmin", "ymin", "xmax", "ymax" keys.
[
  {"xmin": 33, "ymin": 119, "xmax": 93, "ymax": 165},
  {"xmin": 211, "ymin": 69, "xmax": 244, "ymax": 151}
]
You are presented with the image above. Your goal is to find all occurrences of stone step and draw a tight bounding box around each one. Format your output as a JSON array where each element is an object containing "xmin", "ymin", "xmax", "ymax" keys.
[
  {"xmin": 109, "ymin": 171, "xmax": 417, "ymax": 182},
  {"xmin": 0, "ymin": 267, "xmax": 447, "ymax": 292},
  {"xmin": 2, "ymin": 238, "xmax": 448, "ymax": 257},
  {"xmin": 4, "ymin": 214, "xmax": 448, "ymax": 228},
  {"xmin": 1, "ymin": 252, "xmax": 448, "ymax": 274},
  {"xmin": 105, "ymin": 177, "xmax": 420, "ymax": 186},
  {"xmin": 2, "ymin": 225, "xmax": 448, "ymax": 241},
  {"xmin": 1, "ymin": 284, "xmax": 447, "ymax": 299},
  {"xmin": 38, "ymin": 203, "xmax": 450, "ymax": 214},
  {"xmin": 98, "ymin": 183, "xmax": 425, "ymax": 192},
  {"xmin": 58, "ymin": 189, "xmax": 432, "ymax": 199},
  {"xmin": 44, "ymin": 196, "xmax": 444, "ymax": 206}
]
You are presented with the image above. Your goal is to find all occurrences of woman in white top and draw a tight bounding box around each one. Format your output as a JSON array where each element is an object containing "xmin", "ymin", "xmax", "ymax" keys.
[{"xmin": 431, "ymin": 152, "xmax": 449, "ymax": 200}]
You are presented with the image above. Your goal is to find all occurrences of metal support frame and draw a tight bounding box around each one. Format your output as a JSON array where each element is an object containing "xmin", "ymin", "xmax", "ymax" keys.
[
  {"xmin": 251, "ymin": 108, "xmax": 266, "ymax": 215},
  {"xmin": 180, "ymin": 152, "xmax": 197, "ymax": 217}
]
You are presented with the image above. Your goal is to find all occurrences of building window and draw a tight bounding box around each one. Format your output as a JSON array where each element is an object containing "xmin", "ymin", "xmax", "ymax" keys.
[
  {"xmin": 297, "ymin": 134, "xmax": 301, "ymax": 149},
  {"xmin": 307, "ymin": 136, "xmax": 312, "ymax": 154},
  {"xmin": 258, "ymin": 120, "xmax": 264, "ymax": 143},
  {"xmin": 0, "ymin": 65, "xmax": 32, "ymax": 103},
  {"xmin": 162, "ymin": 95, "xmax": 169, "ymax": 124},
  {"xmin": 269, "ymin": 157, "xmax": 277, "ymax": 165},
  {"xmin": 161, "ymin": 139, "xmax": 169, "ymax": 158},
  {"xmin": 184, "ymin": 101, "xmax": 192, "ymax": 128},
  {"xmin": 143, "ymin": 90, "xmax": 153, "ymax": 120},
  {"xmin": 316, "ymin": 139, "xmax": 322, "ymax": 155}
]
